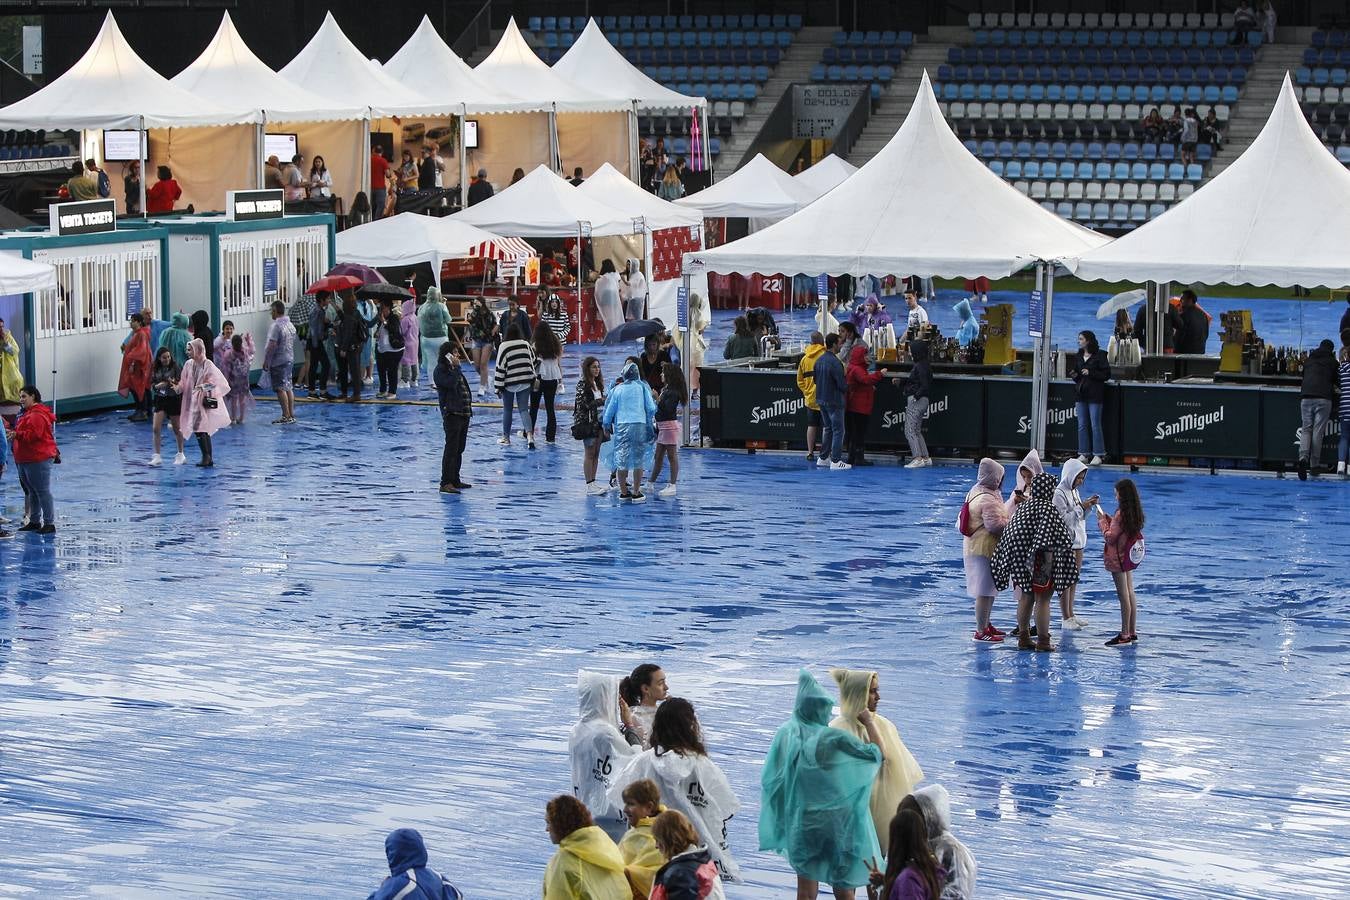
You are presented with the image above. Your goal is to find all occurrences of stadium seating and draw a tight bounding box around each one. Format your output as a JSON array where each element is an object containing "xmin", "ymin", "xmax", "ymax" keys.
[{"xmin": 1297, "ymin": 31, "xmax": 1350, "ymax": 164}]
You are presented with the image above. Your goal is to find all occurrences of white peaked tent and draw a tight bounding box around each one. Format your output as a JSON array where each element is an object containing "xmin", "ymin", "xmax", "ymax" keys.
[
  {"xmin": 0, "ymin": 12, "xmax": 258, "ymax": 131},
  {"xmin": 793, "ymin": 154, "xmax": 859, "ymax": 200},
  {"xmin": 451, "ymin": 164, "xmax": 637, "ymax": 237},
  {"xmin": 335, "ymin": 212, "xmax": 532, "ymax": 286},
  {"xmin": 687, "ymin": 74, "xmax": 1108, "ymax": 277},
  {"xmin": 674, "ymin": 153, "xmax": 818, "ymax": 220},
  {"xmin": 0, "ymin": 253, "xmax": 57, "ymax": 295},
  {"xmin": 476, "ymin": 19, "xmax": 633, "ymax": 181},
  {"xmin": 172, "ymin": 13, "xmax": 367, "ymax": 210},
  {"xmin": 1067, "ymin": 75, "xmax": 1350, "ymax": 288}
]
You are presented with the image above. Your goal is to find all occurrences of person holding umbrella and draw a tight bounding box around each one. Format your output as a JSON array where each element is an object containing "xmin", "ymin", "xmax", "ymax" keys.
[{"xmin": 335, "ymin": 292, "xmax": 369, "ymax": 401}]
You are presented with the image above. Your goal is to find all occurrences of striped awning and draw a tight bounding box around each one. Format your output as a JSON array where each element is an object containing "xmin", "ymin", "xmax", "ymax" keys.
[{"xmin": 469, "ymin": 236, "xmax": 536, "ymax": 261}]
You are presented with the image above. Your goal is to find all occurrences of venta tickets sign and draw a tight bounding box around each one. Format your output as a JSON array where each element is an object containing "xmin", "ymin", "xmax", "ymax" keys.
[
  {"xmin": 49, "ymin": 199, "xmax": 117, "ymax": 237},
  {"xmin": 226, "ymin": 189, "xmax": 284, "ymax": 222}
]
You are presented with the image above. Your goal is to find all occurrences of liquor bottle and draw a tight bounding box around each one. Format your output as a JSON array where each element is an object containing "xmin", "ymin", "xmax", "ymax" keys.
[{"xmin": 1277, "ymin": 347, "xmax": 1287, "ymax": 374}]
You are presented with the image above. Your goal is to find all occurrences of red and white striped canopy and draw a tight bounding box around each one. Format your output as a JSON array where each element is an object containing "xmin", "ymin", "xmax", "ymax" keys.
[{"xmin": 469, "ymin": 236, "xmax": 536, "ymax": 261}]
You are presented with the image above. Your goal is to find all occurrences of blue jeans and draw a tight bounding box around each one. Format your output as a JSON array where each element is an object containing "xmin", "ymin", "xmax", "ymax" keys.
[
  {"xmin": 370, "ymin": 189, "xmax": 386, "ymax": 220},
  {"xmin": 1076, "ymin": 401, "xmax": 1104, "ymax": 456},
  {"xmin": 18, "ymin": 459, "xmax": 54, "ymax": 527},
  {"xmin": 1339, "ymin": 424, "xmax": 1349, "ymax": 464},
  {"xmin": 501, "ymin": 385, "xmax": 533, "ymax": 438},
  {"xmin": 820, "ymin": 404, "xmax": 845, "ymax": 463}
]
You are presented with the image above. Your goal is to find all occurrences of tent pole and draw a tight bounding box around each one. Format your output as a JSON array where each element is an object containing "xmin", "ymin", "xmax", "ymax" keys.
[
  {"xmin": 1037, "ymin": 265, "xmax": 1057, "ymax": 456},
  {"xmin": 702, "ymin": 104, "xmax": 711, "ymax": 173},
  {"xmin": 50, "ymin": 289, "xmax": 57, "ymax": 419},
  {"xmin": 1029, "ymin": 262, "xmax": 1046, "ymax": 453},
  {"xmin": 459, "ymin": 106, "xmax": 468, "ymax": 211},
  {"xmin": 362, "ymin": 115, "xmax": 372, "ymax": 200},
  {"xmin": 255, "ymin": 122, "xmax": 265, "ymax": 189},
  {"xmin": 681, "ymin": 271, "xmax": 692, "ymax": 446},
  {"xmin": 550, "ymin": 106, "xmax": 560, "ymax": 172},
  {"xmin": 138, "ymin": 116, "xmax": 147, "ymax": 218},
  {"xmin": 628, "ymin": 102, "xmax": 639, "ymax": 182},
  {"xmin": 642, "ymin": 226, "xmax": 651, "ymax": 320}
]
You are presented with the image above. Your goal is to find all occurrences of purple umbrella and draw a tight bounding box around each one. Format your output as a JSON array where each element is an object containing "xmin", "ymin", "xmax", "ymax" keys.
[{"xmin": 326, "ymin": 263, "xmax": 387, "ymax": 285}]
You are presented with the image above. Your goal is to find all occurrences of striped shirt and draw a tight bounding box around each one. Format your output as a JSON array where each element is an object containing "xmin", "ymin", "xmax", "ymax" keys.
[
  {"xmin": 539, "ymin": 311, "xmax": 571, "ymax": 343},
  {"xmin": 493, "ymin": 339, "xmax": 536, "ymax": 392},
  {"xmin": 1340, "ymin": 362, "xmax": 1350, "ymax": 420}
]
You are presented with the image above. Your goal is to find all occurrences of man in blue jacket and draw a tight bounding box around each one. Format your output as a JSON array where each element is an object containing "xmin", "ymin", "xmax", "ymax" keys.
[
  {"xmin": 368, "ymin": 828, "xmax": 463, "ymax": 900},
  {"xmin": 813, "ymin": 333, "xmax": 849, "ymax": 470}
]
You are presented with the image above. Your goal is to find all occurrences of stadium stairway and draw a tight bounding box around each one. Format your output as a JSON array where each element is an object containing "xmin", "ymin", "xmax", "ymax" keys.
[
  {"xmin": 717, "ymin": 26, "xmax": 836, "ymax": 178},
  {"xmin": 1206, "ymin": 29, "xmax": 1308, "ymax": 177},
  {"xmin": 846, "ymin": 26, "xmax": 967, "ymax": 167}
]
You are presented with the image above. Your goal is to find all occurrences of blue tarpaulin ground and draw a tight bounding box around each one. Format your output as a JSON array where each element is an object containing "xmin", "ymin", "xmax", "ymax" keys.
[{"xmin": 0, "ymin": 393, "xmax": 1346, "ymax": 897}]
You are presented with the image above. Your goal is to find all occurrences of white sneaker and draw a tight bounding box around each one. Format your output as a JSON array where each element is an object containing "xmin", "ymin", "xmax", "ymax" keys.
[
  {"xmin": 831, "ymin": 460, "xmax": 852, "ymax": 470},
  {"xmin": 1062, "ymin": 616, "xmax": 1084, "ymax": 630},
  {"xmin": 1339, "ymin": 461, "xmax": 1348, "ymax": 475},
  {"xmin": 1090, "ymin": 455, "xmax": 1104, "ymax": 466},
  {"xmin": 1078, "ymin": 454, "xmax": 1090, "ymax": 463},
  {"xmin": 497, "ymin": 436, "xmax": 510, "ymax": 446},
  {"xmin": 149, "ymin": 453, "xmax": 162, "ymax": 466},
  {"xmin": 921, "ymin": 457, "xmax": 934, "ymax": 467},
  {"xmin": 173, "ymin": 452, "xmax": 187, "ymax": 465},
  {"xmin": 586, "ymin": 480, "xmax": 607, "ymax": 495},
  {"xmin": 816, "ymin": 456, "xmax": 831, "ymax": 468},
  {"xmin": 659, "ymin": 484, "xmax": 677, "ymax": 497},
  {"xmin": 905, "ymin": 457, "xmax": 926, "ymax": 469},
  {"xmin": 363, "ymin": 376, "xmax": 374, "ymax": 386}
]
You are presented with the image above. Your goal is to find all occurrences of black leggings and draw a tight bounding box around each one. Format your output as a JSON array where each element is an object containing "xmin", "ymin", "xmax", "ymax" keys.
[
  {"xmin": 530, "ymin": 379, "xmax": 559, "ymax": 441},
  {"xmin": 845, "ymin": 410, "xmax": 870, "ymax": 462},
  {"xmin": 377, "ymin": 350, "xmax": 402, "ymax": 394}
]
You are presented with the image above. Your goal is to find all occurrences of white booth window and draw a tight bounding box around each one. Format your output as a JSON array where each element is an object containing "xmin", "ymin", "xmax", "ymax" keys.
[
  {"xmin": 221, "ymin": 230, "xmax": 328, "ymax": 318},
  {"xmin": 32, "ymin": 246, "xmax": 162, "ymax": 338}
]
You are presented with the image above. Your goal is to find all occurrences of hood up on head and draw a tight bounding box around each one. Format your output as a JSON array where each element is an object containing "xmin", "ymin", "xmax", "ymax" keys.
[
  {"xmin": 171, "ymin": 312, "xmax": 190, "ymax": 328},
  {"xmin": 1015, "ymin": 448, "xmax": 1044, "ymax": 491},
  {"xmin": 577, "ymin": 670, "xmax": 621, "ymax": 731},
  {"xmin": 620, "ymin": 361, "xmax": 640, "ymax": 382},
  {"xmin": 977, "ymin": 457, "xmax": 1005, "ymax": 491},
  {"xmin": 1028, "ymin": 470, "xmax": 1058, "ymax": 501},
  {"xmin": 912, "ymin": 785, "xmax": 952, "ymax": 839},
  {"xmin": 829, "ymin": 668, "xmax": 874, "ymax": 722},
  {"xmin": 189, "ymin": 310, "xmax": 211, "ymax": 333},
  {"xmin": 384, "ymin": 827, "xmax": 429, "ymax": 875},
  {"xmin": 186, "ymin": 337, "xmax": 205, "ymax": 360},
  {"xmin": 1058, "ymin": 457, "xmax": 1087, "ymax": 493},
  {"xmin": 954, "ymin": 298, "xmax": 973, "ymax": 322},
  {"xmin": 424, "ymin": 287, "xmax": 444, "ymax": 306},
  {"xmin": 848, "ymin": 343, "xmax": 869, "ymax": 367},
  {"xmin": 910, "ymin": 339, "xmax": 930, "ymax": 363},
  {"xmin": 792, "ymin": 668, "xmax": 835, "ymax": 727}
]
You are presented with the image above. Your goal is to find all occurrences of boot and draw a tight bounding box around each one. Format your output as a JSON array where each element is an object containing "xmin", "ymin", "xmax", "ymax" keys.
[{"xmin": 196, "ymin": 434, "xmax": 213, "ymax": 468}]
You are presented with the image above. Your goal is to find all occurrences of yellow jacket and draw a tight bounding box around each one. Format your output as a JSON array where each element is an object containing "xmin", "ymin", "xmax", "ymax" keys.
[
  {"xmin": 796, "ymin": 342, "xmax": 827, "ymax": 410},
  {"xmin": 618, "ymin": 810, "xmax": 666, "ymax": 899},
  {"xmin": 0, "ymin": 330, "xmax": 21, "ymax": 403},
  {"xmin": 543, "ymin": 825, "xmax": 631, "ymax": 900}
]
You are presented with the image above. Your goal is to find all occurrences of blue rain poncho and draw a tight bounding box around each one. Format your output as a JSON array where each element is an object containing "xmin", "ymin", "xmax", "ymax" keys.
[
  {"xmin": 953, "ymin": 299, "xmax": 980, "ymax": 347},
  {"xmin": 759, "ymin": 669, "xmax": 882, "ymax": 888}
]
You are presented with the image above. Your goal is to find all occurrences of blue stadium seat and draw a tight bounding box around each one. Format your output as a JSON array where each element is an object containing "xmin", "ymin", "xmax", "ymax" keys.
[
  {"xmin": 1167, "ymin": 162, "xmax": 1185, "ymax": 180},
  {"xmin": 542, "ymin": 16, "xmax": 556, "ymax": 30},
  {"xmin": 1186, "ymin": 163, "xmax": 1203, "ymax": 181},
  {"xmin": 1006, "ymin": 160, "xmax": 1023, "ymax": 178},
  {"xmin": 528, "ymin": 16, "xmax": 542, "ymax": 31},
  {"xmin": 1196, "ymin": 143, "xmax": 1213, "ymax": 162},
  {"xmin": 989, "ymin": 160, "xmax": 1005, "ymax": 177}
]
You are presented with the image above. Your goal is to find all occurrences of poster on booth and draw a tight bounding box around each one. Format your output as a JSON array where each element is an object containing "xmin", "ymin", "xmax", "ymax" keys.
[
  {"xmin": 262, "ymin": 257, "xmax": 278, "ymax": 296},
  {"xmin": 523, "ymin": 256, "xmax": 540, "ymax": 287},
  {"xmin": 1028, "ymin": 290, "xmax": 1045, "ymax": 338},
  {"xmin": 677, "ymin": 285, "xmax": 688, "ymax": 329},
  {"xmin": 126, "ymin": 280, "xmax": 144, "ymax": 317}
]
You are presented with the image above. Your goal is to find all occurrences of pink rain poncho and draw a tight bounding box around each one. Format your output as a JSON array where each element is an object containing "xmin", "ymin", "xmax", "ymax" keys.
[{"xmin": 178, "ymin": 338, "xmax": 232, "ymax": 435}]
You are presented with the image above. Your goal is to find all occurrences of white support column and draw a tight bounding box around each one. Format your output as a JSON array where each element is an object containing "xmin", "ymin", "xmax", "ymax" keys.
[
  {"xmin": 254, "ymin": 122, "xmax": 265, "ymax": 189},
  {"xmin": 459, "ymin": 107, "xmax": 468, "ymax": 209},
  {"xmin": 1037, "ymin": 266, "xmax": 1057, "ymax": 454},
  {"xmin": 1029, "ymin": 262, "xmax": 1047, "ymax": 452},
  {"xmin": 138, "ymin": 116, "xmax": 147, "ymax": 217},
  {"xmin": 361, "ymin": 116, "xmax": 372, "ymax": 198},
  {"xmin": 681, "ymin": 271, "xmax": 693, "ymax": 446}
]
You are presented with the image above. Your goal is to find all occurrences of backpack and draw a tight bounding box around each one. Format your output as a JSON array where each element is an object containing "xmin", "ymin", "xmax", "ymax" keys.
[
  {"xmin": 956, "ymin": 498, "xmax": 975, "ymax": 537},
  {"xmin": 1029, "ymin": 548, "xmax": 1056, "ymax": 593},
  {"xmin": 1121, "ymin": 533, "xmax": 1146, "ymax": 572},
  {"xmin": 97, "ymin": 170, "xmax": 111, "ymax": 198},
  {"xmin": 388, "ymin": 316, "xmax": 405, "ymax": 350}
]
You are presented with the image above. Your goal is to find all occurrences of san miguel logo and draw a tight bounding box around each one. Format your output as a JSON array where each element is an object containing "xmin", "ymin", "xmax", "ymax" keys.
[
  {"xmin": 750, "ymin": 396, "xmax": 804, "ymax": 423},
  {"xmin": 1155, "ymin": 406, "xmax": 1224, "ymax": 440},
  {"xmin": 880, "ymin": 395, "xmax": 949, "ymax": 429},
  {"xmin": 1018, "ymin": 405, "xmax": 1075, "ymax": 434}
]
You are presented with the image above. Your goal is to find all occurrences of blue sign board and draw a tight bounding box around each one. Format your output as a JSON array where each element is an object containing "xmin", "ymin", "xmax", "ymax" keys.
[
  {"xmin": 1028, "ymin": 289, "xmax": 1045, "ymax": 338},
  {"xmin": 816, "ymin": 274, "xmax": 829, "ymax": 300},
  {"xmin": 126, "ymin": 279, "xmax": 144, "ymax": 316},
  {"xmin": 676, "ymin": 285, "xmax": 689, "ymax": 329},
  {"xmin": 262, "ymin": 257, "xmax": 278, "ymax": 295}
]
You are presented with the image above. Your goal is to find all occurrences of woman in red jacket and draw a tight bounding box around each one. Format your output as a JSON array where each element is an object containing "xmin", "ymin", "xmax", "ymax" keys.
[
  {"xmin": 118, "ymin": 312, "xmax": 152, "ymax": 422},
  {"xmin": 9, "ymin": 385, "xmax": 58, "ymax": 534},
  {"xmin": 146, "ymin": 166, "xmax": 181, "ymax": 215},
  {"xmin": 844, "ymin": 344, "xmax": 887, "ymax": 466}
]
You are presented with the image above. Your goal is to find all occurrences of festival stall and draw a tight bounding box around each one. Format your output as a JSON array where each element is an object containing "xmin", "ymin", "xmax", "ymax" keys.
[
  {"xmin": 452, "ymin": 165, "xmax": 637, "ymax": 341},
  {"xmin": 554, "ymin": 19, "xmax": 709, "ymax": 177},
  {"xmin": 0, "ymin": 12, "xmax": 261, "ymax": 217},
  {"xmin": 172, "ymin": 13, "xmax": 366, "ymax": 216},
  {"xmin": 0, "ymin": 218, "xmax": 167, "ymax": 414},
  {"xmin": 334, "ymin": 212, "xmax": 534, "ymax": 289}
]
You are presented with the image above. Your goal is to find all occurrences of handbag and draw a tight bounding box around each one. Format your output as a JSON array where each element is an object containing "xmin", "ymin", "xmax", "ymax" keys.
[
  {"xmin": 956, "ymin": 498, "xmax": 975, "ymax": 536},
  {"xmin": 1029, "ymin": 548, "xmax": 1056, "ymax": 593}
]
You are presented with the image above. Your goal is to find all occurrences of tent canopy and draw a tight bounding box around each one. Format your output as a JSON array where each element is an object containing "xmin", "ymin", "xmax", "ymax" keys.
[
  {"xmin": 451, "ymin": 164, "xmax": 640, "ymax": 236},
  {"xmin": 687, "ymin": 73, "xmax": 1109, "ymax": 277},
  {"xmin": 674, "ymin": 153, "xmax": 817, "ymax": 219},
  {"xmin": 386, "ymin": 16, "xmax": 544, "ymax": 114},
  {"xmin": 793, "ymin": 154, "xmax": 859, "ymax": 200},
  {"xmin": 0, "ymin": 252, "xmax": 57, "ymax": 295},
  {"xmin": 475, "ymin": 19, "xmax": 630, "ymax": 113},
  {"xmin": 554, "ymin": 19, "xmax": 706, "ymax": 110},
  {"xmin": 577, "ymin": 162, "xmax": 703, "ymax": 230},
  {"xmin": 174, "ymin": 13, "xmax": 365, "ymax": 123},
  {"xmin": 280, "ymin": 12, "xmax": 449, "ymax": 117},
  {"xmin": 1066, "ymin": 75, "xmax": 1350, "ymax": 288},
  {"xmin": 335, "ymin": 212, "xmax": 532, "ymax": 277},
  {"xmin": 0, "ymin": 12, "xmax": 259, "ymax": 130}
]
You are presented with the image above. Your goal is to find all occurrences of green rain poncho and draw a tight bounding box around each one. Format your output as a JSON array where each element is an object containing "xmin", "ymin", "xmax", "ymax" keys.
[{"xmin": 759, "ymin": 669, "xmax": 883, "ymax": 888}]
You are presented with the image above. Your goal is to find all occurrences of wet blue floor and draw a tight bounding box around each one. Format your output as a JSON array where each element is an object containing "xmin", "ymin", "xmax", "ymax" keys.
[{"xmin": 1, "ymin": 396, "xmax": 1347, "ymax": 899}]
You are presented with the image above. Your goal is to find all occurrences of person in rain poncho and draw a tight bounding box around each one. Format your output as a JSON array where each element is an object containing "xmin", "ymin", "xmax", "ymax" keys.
[
  {"xmin": 829, "ymin": 668, "xmax": 924, "ymax": 851},
  {"xmin": 620, "ymin": 259, "xmax": 648, "ymax": 322},
  {"xmin": 953, "ymin": 299, "xmax": 980, "ymax": 348},
  {"xmin": 964, "ymin": 458, "xmax": 1010, "ymax": 642},
  {"xmin": 570, "ymin": 670, "xmax": 641, "ymax": 841},
  {"xmin": 216, "ymin": 332, "xmax": 255, "ymax": 425},
  {"xmin": 116, "ymin": 313, "xmax": 152, "ymax": 419},
  {"xmin": 618, "ymin": 779, "xmax": 667, "ymax": 899},
  {"xmin": 1053, "ymin": 458, "xmax": 1097, "ymax": 630},
  {"xmin": 601, "ymin": 361, "xmax": 657, "ymax": 501},
  {"xmin": 176, "ymin": 338, "xmax": 231, "ymax": 468},
  {"xmin": 366, "ymin": 828, "xmax": 464, "ymax": 900},
  {"xmin": 607, "ymin": 698, "xmax": 742, "ymax": 883},
  {"xmin": 990, "ymin": 471, "xmax": 1077, "ymax": 652},
  {"xmin": 544, "ymin": 794, "xmax": 631, "ymax": 900},
  {"xmin": 418, "ymin": 288, "xmax": 452, "ymax": 385},
  {"xmin": 595, "ymin": 259, "xmax": 625, "ymax": 334},
  {"xmin": 852, "ymin": 296, "xmax": 896, "ymax": 351},
  {"xmin": 676, "ymin": 292, "xmax": 710, "ymax": 394},
  {"xmin": 760, "ymin": 669, "xmax": 883, "ymax": 899},
  {"xmin": 899, "ymin": 786, "xmax": 977, "ymax": 900},
  {"xmin": 399, "ymin": 296, "xmax": 421, "ymax": 388},
  {"xmin": 157, "ymin": 312, "xmax": 192, "ymax": 368},
  {"xmin": 1002, "ymin": 449, "xmax": 1044, "ymax": 640}
]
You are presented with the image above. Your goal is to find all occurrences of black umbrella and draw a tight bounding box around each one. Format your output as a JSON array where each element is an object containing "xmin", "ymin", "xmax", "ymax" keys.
[
  {"xmin": 602, "ymin": 318, "xmax": 666, "ymax": 346},
  {"xmin": 355, "ymin": 282, "xmax": 413, "ymax": 300}
]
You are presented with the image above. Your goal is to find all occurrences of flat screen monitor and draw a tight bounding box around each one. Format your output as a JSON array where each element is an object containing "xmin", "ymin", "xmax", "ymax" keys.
[
  {"xmin": 103, "ymin": 130, "xmax": 144, "ymax": 162},
  {"xmin": 265, "ymin": 133, "xmax": 298, "ymax": 161},
  {"xmin": 464, "ymin": 120, "xmax": 479, "ymax": 150}
]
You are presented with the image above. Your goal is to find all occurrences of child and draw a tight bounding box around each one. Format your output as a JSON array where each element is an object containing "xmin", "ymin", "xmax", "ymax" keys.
[
  {"xmin": 1338, "ymin": 346, "xmax": 1350, "ymax": 476},
  {"xmin": 990, "ymin": 472, "xmax": 1078, "ymax": 653},
  {"xmin": 1053, "ymin": 459, "xmax": 1098, "ymax": 630},
  {"xmin": 218, "ymin": 332, "xmax": 255, "ymax": 425},
  {"xmin": 877, "ymin": 809, "xmax": 944, "ymax": 900},
  {"xmin": 619, "ymin": 779, "xmax": 666, "ymax": 900},
  {"xmin": 650, "ymin": 362, "xmax": 687, "ymax": 498},
  {"xmin": 1098, "ymin": 478, "xmax": 1146, "ymax": 647},
  {"xmin": 149, "ymin": 347, "xmax": 186, "ymax": 466}
]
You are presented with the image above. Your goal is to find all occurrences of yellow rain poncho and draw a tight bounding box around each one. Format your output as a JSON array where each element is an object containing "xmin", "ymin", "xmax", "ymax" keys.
[
  {"xmin": 0, "ymin": 328, "xmax": 21, "ymax": 402},
  {"xmin": 617, "ymin": 808, "xmax": 666, "ymax": 899},
  {"xmin": 829, "ymin": 668, "xmax": 925, "ymax": 849},
  {"xmin": 543, "ymin": 824, "xmax": 631, "ymax": 900}
]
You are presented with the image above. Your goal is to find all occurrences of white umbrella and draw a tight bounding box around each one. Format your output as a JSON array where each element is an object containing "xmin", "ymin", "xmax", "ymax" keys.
[{"xmin": 1096, "ymin": 288, "xmax": 1146, "ymax": 320}]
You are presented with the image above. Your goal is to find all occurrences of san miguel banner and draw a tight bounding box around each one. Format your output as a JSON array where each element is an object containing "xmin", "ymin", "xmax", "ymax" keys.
[
  {"xmin": 985, "ymin": 379, "xmax": 1121, "ymax": 456},
  {"xmin": 1259, "ymin": 388, "xmax": 1341, "ymax": 465},
  {"xmin": 716, "ymin": 371, "xmax": 808, "ymax": 441},
  {"xmin": 1119, "ymin": 385, "xmax": 1260, "ymax": 458}
]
